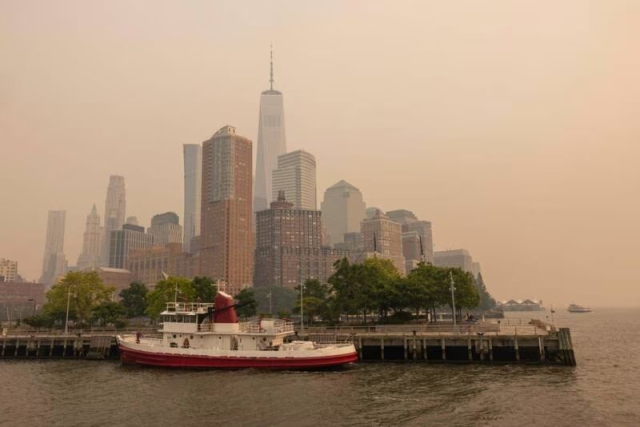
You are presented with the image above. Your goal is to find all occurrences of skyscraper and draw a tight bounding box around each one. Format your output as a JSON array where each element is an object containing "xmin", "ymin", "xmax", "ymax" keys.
[
  {"xmin": 434, "ymin": 249, "xmax": 474, "ymax": 274},
  {"xmin": 0, "ymin": 259, "xmax": 18, "ymax": 282},
  {"xmin": 200, "ymin": 126, "xmax": 253, "ymax": 296},
  {"xmin": 254, "ymin": 191, "xmax": 345, "ymax": 288},
  {"xmin": 101, "ymin": 175, "xmax": 126, "ymax": 266},
  {"xmin": 40, "ymin": 210, "xmax": 67, "ymax": 287},
  {"xmin": 320, "ymin": 180, "xmax": 367, "ymax": 247},
  {"xmin": 108, "ymin": 224, "xmax": 154, "ymax": 269},
  {"xmin": 271, "ymin": 149, "xmax": 317, "ymax": 210},
  {"xmin": 387, "ymin": 209, "xmax": 434, "ymax": 264},
  {"xmin": 360, "ymin": 210, "xmax": 405, "ymax": 274},
  {"xmin": 148, "ymin": 212, "xmax": 182, "ymax": 247},
  {"xmin": 77, "ymin": 204, "xmax": 102, "ymax": 271},
  {"xmin": 254, "ymin": 47, "xmax": 287, "ymax": 213},
  {"xmin": 183, "ymin": 144, "xmax": 202, "ymax": 253}
]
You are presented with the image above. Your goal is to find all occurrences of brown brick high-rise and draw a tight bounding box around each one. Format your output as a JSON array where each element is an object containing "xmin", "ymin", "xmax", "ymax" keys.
[
  {"xmin": 200, "ymin": 126, "xmax": 253, "ymax": 296},
  {"xmin": 254, "ymin": 191, "xmax": 347, "ymax": 288}
]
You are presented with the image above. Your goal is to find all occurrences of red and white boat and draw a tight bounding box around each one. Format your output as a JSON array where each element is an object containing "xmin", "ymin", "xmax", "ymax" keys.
[{"xmin": 117, "ymin": 291, "xmax": 358, "ymax": 369}]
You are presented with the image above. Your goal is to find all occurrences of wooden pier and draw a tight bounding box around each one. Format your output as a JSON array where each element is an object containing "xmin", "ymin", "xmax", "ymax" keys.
[
  {"xmin": 0, "ymin": 333, "xmax": 119, "ymax": 360},
  {"xmin": 0, "ymin": 319, "xmax": 576, "ymax": 366},
  {"xmin": 304, "ymin": 319, "xmax": 576, "ymax": 366}
]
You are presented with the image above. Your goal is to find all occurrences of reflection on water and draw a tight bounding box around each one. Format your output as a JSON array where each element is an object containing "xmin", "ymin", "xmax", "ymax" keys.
[{"xmin": 1, "ymin": 308, "xmax": 639, "ymax": 426}]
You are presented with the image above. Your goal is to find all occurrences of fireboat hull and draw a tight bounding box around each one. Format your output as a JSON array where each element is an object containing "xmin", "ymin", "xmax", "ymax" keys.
[{"xmin": 118, "ymin": 343, "xmax": 358, "ymax": 370}]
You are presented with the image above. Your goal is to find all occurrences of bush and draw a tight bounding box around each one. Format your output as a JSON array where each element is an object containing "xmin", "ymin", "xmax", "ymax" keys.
[
  {"xmin": 378, "ymin": 311, "xmax": 414, "ymax": 324},
  {"xmin": 114, "ymin": 319, "xmax": 128, "ymax": 329},
  {"xmin": 23, "ymin": 314, "xmax": 54, "ymax": 329}
]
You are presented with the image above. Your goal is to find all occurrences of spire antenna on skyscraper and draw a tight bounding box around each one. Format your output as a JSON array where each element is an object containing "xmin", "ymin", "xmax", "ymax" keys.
[
  {"xmin": 255, "ymin": 45, "xmax": 286, "ymax": 213},
  {"xmin": 270, "ymin": 43, "xmax": 274, "ymax": 90}
]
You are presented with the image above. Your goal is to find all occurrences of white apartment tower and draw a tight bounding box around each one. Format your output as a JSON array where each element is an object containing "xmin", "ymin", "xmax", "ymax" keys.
[
  {"xmin": 101, "ymin": 175, "xmax": 126, "ymax": 266},
  {"xmin": 0, "ymin": 259, "xmax": 18, "ymax": 282},
  {"xmin": 320, "ymin": 180, "xmax": 367, "ymax": 247},
  {"xmin": 272, "ymin": 149, "xmax": 317, "ymax": 210},
  {"xmin": 183, "ymin": 144, "xmax": 202, "ymax": 253},
  {"xmin": 254, "ymin": 47, "xmax": 287, "ymax": 213},
  {"xmin": 40, "ymin": 210, "xmax": 68, "ymax": 287},
  {"xmin": 77, "ymin": 204, "xmax": 103, "ymax": 271}
]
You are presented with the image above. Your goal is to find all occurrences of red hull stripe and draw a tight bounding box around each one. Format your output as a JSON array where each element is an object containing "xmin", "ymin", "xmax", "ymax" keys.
[{"xmin": 119, "ymin": 346, "xmax": 358, "ymax": 369}]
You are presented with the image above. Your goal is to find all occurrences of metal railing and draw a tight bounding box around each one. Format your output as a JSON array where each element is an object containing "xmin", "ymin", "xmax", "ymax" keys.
[
  {"xmin": 240, "ymin": 319, "xmax": 294, "ymax": 334},
  {"xmin": 0, "ymin": 326, "xmax": 158, "ymax": 337},
  {"xmin": 165, "ymin": 302, "xmax": 214, "ymax": 314},
  {"xmin": 301, "ymin": 322, "xmax": 548, "ymax": 337}
]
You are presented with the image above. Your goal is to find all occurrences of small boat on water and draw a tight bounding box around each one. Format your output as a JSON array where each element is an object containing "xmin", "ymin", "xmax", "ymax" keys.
[
  {"xmin": 567, "ymin": 304, "xmax": 592, "ymax": 313},
  {"xmin": 116, "ymin": 291, "xmax": 358, "ymax": 369}
]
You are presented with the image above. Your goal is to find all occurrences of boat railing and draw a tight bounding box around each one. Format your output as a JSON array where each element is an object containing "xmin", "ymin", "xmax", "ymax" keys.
[
  {"xmin": 137, "ymin": 337, "xmax": 164, "ymax": 347},
  {"xmin": 240, "ymin": 319, "xmax": 295, "ymax": 334},
  {"xmin": 307, "ymin": 334, "xmax": 354, "ymax": 345},
  {"xmin": 165, "ymin": 302, "xmax": 215, "ymax": 314},
  {"xmin": 197, "ymin": 323, "xmax": 215, "ymax": 332}
]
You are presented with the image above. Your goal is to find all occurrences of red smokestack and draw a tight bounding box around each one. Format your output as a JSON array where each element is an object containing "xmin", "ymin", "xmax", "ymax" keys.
[{"xmin": 213, "ymin": 292, "xmax": 238, "ymax": 324}]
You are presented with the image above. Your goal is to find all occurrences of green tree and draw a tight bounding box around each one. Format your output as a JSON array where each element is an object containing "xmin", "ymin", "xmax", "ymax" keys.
[
  {"xmin": 252, "ymin": 286, "xmax": 297, "ymax": 315},
  {"xmin": 191, "ymin": 276, "xmax": 217, "ymax": 302},
  {"xmin": 294, "ymin": 278, "xmax": 331, "ymax": 325},
  {"xmin": 277, "ymin": 309, "xmax": 291, "ymax": 319},
  {"xmin": 361, "ymin": 257, "xmax": 402, "ymax": 319},
  {"xmin": 234, "ymin": 288, "xmax": 257, "ymax": 318},
  {"xmin": 329, "ymin": 258, "xmax": 366, "ymax": 322},
  {"xmin": 43, "ymin": 271, "xmax": 114, "ymax": 326},
  {"xmin": 119, "ymin": 282, "xmax": 148, "ymax": 318},
  {"xmin": 451, "ymin": 269, "xmax": 480, "ymax": 312},
  {"xmin": 91, "ymin": 301, "xmax": 127, "ymax": 326},
  {"xmin": 405, "ymin": 263, "xmax": 446, "ymax": 321},
  {"xmin": 434, "ymin": 268, "xmax": 480, "ymax": 321},
  {"xmin": 146, "ymin": 276, "xmax": 195, "ymax": 319},
  {"xmin": 475, "ymin": 273, "xmax": 496, "ymax": 310}
]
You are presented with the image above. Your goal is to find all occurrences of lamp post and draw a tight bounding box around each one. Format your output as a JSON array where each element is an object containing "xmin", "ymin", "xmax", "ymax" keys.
[
  {"xmin": 27, "ymin": 299, "xmax": 35, "ymax": 317},
  {"xmin": 266, "ymin": 291, "xmax": 272, "ymax": 316},
  {"xmin": 64, "ymin": 285, "xmax": 74, "ymax": 335},
  {"xmin": 300, "ymin": 283, "xmax": 304, "ymax": 336},
  {"xmin": 450, "ymin": 271, "xmax": 457, "ymax": 328}
]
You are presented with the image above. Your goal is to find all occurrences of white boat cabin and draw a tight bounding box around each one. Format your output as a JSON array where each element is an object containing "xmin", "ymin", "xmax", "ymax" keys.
[{"xmin": 159, "ymin": 302, "xmax": 295, "ymax": 351}]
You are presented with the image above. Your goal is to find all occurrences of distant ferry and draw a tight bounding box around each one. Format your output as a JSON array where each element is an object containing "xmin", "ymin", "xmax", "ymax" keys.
[{"xmin": 568, "ymin": 304, "xmax": 592, "ymax": 313}]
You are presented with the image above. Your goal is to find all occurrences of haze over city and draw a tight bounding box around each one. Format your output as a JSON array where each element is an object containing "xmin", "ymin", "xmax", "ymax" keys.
[{"xmin": 2, "ymin": 1, "xmax": 639, "ymax": 307}]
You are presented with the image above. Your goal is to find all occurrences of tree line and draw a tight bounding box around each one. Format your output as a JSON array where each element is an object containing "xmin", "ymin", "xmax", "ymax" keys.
[
  {"xmin": 294, "ymin": 258, "xmax": 494, "ymax": 325},
  {"xmin": 23, "ymin": 272, "xmax": 254, "ymax": 329},
  {"xmin": 24, "ymin": 258, "xmax": 495, "ymax": 329}
]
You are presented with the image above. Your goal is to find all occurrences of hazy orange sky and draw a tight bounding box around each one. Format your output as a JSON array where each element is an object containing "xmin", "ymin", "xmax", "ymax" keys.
[{"xmin": 1, "ymin": 1, "xmax": 639, "ymax": 307}]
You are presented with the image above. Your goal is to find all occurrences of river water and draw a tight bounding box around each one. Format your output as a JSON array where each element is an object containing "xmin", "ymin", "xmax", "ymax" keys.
[{"xmin": 1, "ymin": 308, "xmax": 639, "ymax": 426}]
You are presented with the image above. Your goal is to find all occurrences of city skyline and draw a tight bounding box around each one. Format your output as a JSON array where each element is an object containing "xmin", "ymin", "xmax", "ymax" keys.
[{"xmin": 2, "ymin": 2, "xmax": 639, "ymax": 307}]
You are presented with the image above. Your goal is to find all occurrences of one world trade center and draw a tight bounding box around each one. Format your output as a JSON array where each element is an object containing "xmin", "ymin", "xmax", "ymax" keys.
[{"xmin": 253, "ymin": 46, "xmax": 287, "ymax": 213}]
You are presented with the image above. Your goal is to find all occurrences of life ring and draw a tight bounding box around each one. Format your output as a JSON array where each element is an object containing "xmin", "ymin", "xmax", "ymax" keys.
[{"xmin": 183, "ymin": 338, "xmax": 190, "ymax": 348}]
